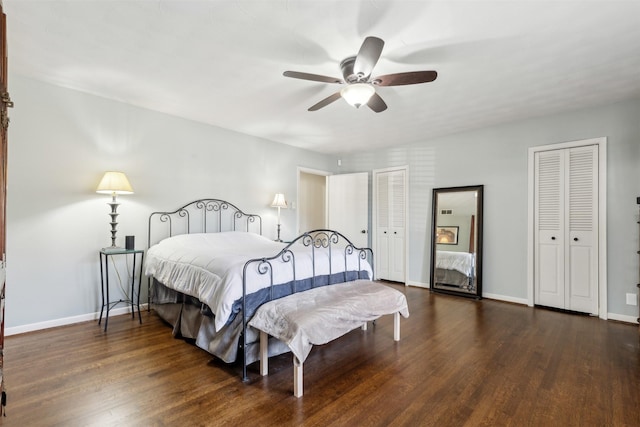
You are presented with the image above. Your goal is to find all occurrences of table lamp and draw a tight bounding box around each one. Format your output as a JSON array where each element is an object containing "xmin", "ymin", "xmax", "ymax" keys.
[
  {"xmin": 271, "ymin": 193, "xmax": 287, "ymax": 242},
  {"xmin": 96, "ymin": 171, "xmax": 134, "ymax": 249}
]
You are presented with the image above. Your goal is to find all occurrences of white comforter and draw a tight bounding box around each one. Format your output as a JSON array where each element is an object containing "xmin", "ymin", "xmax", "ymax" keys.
[
  {"xmin": 435, "ymin": 250, "xmax": 474, "ymax": 276},
  {"xmin": 145, "ymin": 232, "xmax": 372, "ymax": 331}
]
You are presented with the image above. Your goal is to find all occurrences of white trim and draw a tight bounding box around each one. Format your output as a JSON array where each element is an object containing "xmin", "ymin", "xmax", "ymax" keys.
[
  {"xmin": 372, "ymin": 165, "xmax": 409, "ymax": 285},
  {"xmin": 527, "ymin": 137, "xmax": 607, "ymax": 319},
  {"xmin": 406, "ymin": 281, "xmax": 429, "ymax": 289},
  {"xmin": 607, "ymin": 312, "xmax": 639, "ymax": 325},
  {"xmin": 483, "ymin": 293, "xmax": 528, "ymax": 306},
  {"xmin": 5, "ymin": 304, "xmax": 148, "ymax": 336}
]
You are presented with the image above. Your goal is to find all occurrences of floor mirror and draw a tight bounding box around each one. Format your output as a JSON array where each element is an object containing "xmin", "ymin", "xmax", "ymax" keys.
[{"xmin": 430, "ymin": 185, "xmax": 483, "ymax": 299}]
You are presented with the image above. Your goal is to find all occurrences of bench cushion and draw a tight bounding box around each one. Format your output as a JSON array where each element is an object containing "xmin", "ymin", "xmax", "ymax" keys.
[{"xmin": 248, "ymin": 280, "xmax": 409, "ymax": 363}]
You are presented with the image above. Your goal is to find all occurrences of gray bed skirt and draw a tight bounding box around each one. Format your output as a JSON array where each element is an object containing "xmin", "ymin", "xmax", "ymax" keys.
[
  {"xmin": 434, "ymin": 267, "xmax": 474, "ymax": 291},
  {"xmin": 152, "ymin": 279, "xmax": 290, "ymax": 365}
]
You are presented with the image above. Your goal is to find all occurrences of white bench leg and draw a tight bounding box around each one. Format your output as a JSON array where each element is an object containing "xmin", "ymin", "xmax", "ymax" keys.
[
  {"xmin": 361, "ymin": 321, "xmax": 367, "ymax": 331},
  {"xmin": 394, "ymin": 312, "xmax": 400, "ymax": 341},
  {"xmin": 260, "ymin": 330, "xmax": 268, "ymax": 376},
  {"xmin": 294, "ymin": 356, "xmax": 303, "ymax": 397}
]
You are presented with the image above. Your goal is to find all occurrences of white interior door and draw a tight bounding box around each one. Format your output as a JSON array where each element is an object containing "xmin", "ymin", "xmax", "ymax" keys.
[{"xmin": 327, "ymin": 172, "xmax": 369, "ymax": 248}]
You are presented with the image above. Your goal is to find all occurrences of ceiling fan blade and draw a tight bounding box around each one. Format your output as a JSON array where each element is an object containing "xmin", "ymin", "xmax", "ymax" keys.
[
  {"xmin": 353, "ymin": 36, "xmax": 384, "ymax": 78},
  {"xmin": 283, "ymin": 71, "xmax": 343, "ymax": 84},
  {"xmin": 308, "ymin": 92, "xmax": 342, "ymax": 111},
  {"xmin": 374, "ymin": 70, "xmax": 438, "ymax": 86},
  {"xmin": 367, "ymin": 92, "xmax": 387, "ymax": 113}
]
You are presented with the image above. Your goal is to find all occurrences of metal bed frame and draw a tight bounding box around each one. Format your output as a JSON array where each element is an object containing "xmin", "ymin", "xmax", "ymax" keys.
[
  {"xmin": 147, "ymin": 198, "xmax": 262, "ymax": 304},
  {"xmin": 146, "ymin": 199, "xmax": 373, "ymax": 381},
  {"xmin": 241, "ymin": 229, "xmax": 372, "ymax": 381},
  {"xmin": 147, "ymin": 198, "xmax": 262, "ymax": 246}
]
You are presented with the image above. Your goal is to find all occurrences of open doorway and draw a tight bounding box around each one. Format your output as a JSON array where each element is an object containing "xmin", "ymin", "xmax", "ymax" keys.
[
  {"xmin": 297, "ymin": 168, "xmax": 330, "ymax": 235},
  {"xmin": 297, "ymin": 167, "xmax": 369, "ymax": 248}
]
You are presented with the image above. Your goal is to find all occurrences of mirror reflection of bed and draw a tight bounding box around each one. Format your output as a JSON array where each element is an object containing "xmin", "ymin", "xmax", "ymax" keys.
[
  {"xmin": 430, "ymin": 186, "xmax": 483, "ymax": 298},
  {"xmin": 435, "ymin": 250, "xmax": 475, "ymax": 292}
]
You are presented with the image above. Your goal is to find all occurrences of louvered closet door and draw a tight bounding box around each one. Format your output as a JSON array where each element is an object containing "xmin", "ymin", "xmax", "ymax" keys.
[
  {"xmin": 376, "ymin": 173, "xmax": 391, "ymax": 280},
  {"xmin": 375, "ymin": 169, "xmax": 406, "ymax": 282},
  {"xmin": 566, "ymin": 146, "xmax": 598, "ymax": 313},
  {"xmin": 388, "ymin": 171, "xmax": 406, "ymax": 281},
  {"xmin": 535, "ymin": 150, "xmax": 565, "ymax": 308},
  {"xmin": 534, "ymin": 145, "xmax": 598, "ymax": 314}
]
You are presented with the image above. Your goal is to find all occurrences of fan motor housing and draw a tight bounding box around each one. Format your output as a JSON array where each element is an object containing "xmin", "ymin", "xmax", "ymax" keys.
[{"xmin": 340, "ymin": 56, "xmax": 362, "ymax": 83}]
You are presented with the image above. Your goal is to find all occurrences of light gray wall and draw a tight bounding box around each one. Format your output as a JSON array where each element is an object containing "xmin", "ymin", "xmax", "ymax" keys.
[
  {"xmin": 6, "ymin": 74, "xmax": 639, "ymax": 330},
  {"xmin": 5, "ymin": 75, "xmax": 333, "ymax": 330},
  {"xmin": 338, "ymin": 98, "xmax": 640, "ymax": 319},
  {"xmin": 435, "ymin": 215, "xmax": 471, "ymax": 252}
]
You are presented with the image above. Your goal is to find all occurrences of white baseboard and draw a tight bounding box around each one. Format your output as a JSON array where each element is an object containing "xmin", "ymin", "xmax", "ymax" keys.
[
  {"xmin": 482, "ymin": 293, "xmax": 528, "ymax": 305},
  {"xmin": 405, "ymin": 284, "xmax": 529, "ymax": 304},
  {"xmin": 607, "ymin": 312, "xmax": 639, "ymax": 325},
  {"xmin": 5, "ymin": 304, "xmax": 149, "ymax": 336},
  {"xmin": 6, "ymin": 302, "xmax": 637, "ymax": 336},
  {"xmin": 406, "ymin": 281, "xmax": 429, "ymax": 289}
]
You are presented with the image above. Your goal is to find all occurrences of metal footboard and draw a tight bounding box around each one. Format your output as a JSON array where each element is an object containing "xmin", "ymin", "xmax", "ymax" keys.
[{"xmin": 241, "ymin": 229, "xmax": 373, "ymax": 381}]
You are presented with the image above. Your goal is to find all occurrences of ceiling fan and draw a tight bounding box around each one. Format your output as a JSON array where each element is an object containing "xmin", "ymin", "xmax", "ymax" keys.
[{"xmin": 283, "ymin": 36, "xmax": 438, "ymax": 113}]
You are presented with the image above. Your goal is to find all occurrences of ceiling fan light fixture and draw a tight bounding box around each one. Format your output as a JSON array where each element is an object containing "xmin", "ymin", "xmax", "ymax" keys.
[{"xmin": 340, "ymin": 83, "xmax": 375, "ymax": 108}]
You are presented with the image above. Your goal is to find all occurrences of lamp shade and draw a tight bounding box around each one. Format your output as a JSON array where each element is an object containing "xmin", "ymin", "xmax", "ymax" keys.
[
  {"xmin": 340, "ymin": 83, "xmax": 375, "ymax": 108},
  {"xmin": 271, "ymin": 193, "xmax": 287, "ymax": 209},
  {"xmin": 96, "ymin": 171, "xmax": 134, "ymax": 195}
]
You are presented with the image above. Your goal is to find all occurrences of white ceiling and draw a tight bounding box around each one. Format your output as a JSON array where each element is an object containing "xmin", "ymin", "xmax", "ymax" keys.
[{"xmin": 5, "ymin": 1, "xmax": 640, "ymax": 155}]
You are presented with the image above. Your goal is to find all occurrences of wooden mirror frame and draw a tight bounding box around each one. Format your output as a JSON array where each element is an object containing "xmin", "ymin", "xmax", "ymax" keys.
[{"xmin": 430, "ymin": 185, "xmax": 483, "ymax": 299}]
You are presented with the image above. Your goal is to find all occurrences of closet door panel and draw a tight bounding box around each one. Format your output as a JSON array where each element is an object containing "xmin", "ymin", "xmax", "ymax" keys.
[
  {"xmin": 537, "ymin": 234, "xmax": 564, "ymax": 307},
  {"xmin": 568, "ymin": 244, "xmax": 597, "ymax": 312},
  {"xmin": 567, "ymin": 145, "xmax": 598, "ymax": 313},
  {"xmin": 375, "ymin": 168, "xmax": 406, "ymax": 282},
  {"xmin": 376, "ymin": 173, "xmax": 390, "ymax": 280},
  {"xmin": 389, "ymin": 170, "xmax": 405, "ymax": 282},
  {"xmin": 535, "ymin": 150, "xmax": 565, "ymax": 309}
]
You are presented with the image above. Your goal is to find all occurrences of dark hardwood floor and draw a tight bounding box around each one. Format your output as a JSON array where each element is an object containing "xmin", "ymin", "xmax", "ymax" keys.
[{"xmin": 2, "ymin": 285, "xmax": 639, "ymax": 426}]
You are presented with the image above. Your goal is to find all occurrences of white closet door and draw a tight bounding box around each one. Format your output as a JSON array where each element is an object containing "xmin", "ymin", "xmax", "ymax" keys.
[
  {"xmin": 566, "ymin": 145, "xmax": 598, "ymax": 313},
  {"xmin": 535, "ymin": 150, "xmax": 565, "ymax": 308},
  {"xmin": 375, "ymin": 168, "xmax": 406, "ymax": 282},
  {"xmin": 376, "ymin": 172, "xmax": 391, "ymax": 280},
  {"xmin": 389, "ymin": 170, "xmax": 406, "ymax": 281},
  {"xmin": 534, "ymin": 145, "xmax": 598, "ymax": 314}
]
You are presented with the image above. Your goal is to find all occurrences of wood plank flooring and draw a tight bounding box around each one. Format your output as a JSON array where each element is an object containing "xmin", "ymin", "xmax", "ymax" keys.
[{"xmin": 2, "ymin": 285, "xmax": 639, "ymax": 426}]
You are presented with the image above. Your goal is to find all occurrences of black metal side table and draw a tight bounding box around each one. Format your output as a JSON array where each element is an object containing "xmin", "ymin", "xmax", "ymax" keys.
[{"xmin": 99, "ymin": 248, "xmax": 144, "ymax": 331}]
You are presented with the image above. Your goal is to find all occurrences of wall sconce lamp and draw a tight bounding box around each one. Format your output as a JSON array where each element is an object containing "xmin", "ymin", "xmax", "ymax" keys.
[
  {"xmin": 271, "ymin": 193, "xmax": 287, "ymax": 242},
  {"xmin": 96, "ymin": 171, "xmax": 134, "ymax": 249}
]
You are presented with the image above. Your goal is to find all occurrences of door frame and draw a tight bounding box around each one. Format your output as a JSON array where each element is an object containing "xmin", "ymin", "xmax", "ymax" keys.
[
  {"xmin": 372, "ymin": 165, "xmax": 409, "ymax": 285},
  {"xmin": 527, "ymin": 137, "xmax": 607, "ymax": 319}
]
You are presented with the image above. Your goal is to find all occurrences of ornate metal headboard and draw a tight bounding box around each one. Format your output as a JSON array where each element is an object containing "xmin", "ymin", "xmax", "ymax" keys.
[{"xmin": 147, "ymin": 198, "xmax": 262, "ymax": 248}]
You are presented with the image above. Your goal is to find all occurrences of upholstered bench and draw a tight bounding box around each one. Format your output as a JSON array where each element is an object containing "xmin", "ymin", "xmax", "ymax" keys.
[{"xmin": 248, "ymin": 280, "xmax": 409, "ymax": 397}]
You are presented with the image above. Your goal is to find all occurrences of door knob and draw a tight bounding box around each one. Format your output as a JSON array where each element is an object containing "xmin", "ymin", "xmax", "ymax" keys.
[
  {"xmin": 361, "ymin": 230, "xmax": 366, "ymax": 234},
  {"xmin": 573, "ymin": 237, "xmax": 579, "ymax": 241},
  {"xmin": 551, "ymin": 236, "xmax": 556, "ymax": 240}
]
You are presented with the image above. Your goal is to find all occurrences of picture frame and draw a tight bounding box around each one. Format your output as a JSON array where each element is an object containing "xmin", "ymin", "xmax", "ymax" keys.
[{"xmin": 436, "ymin": 226, "xmax": 459, "ymax": 245}]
